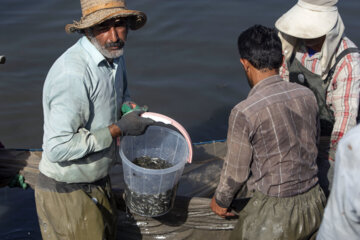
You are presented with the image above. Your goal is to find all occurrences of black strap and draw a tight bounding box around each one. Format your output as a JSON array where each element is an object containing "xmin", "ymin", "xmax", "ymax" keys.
[
  {"xmin": 289, "ymin": 47, "xmax": 359, "ymax": 76},
  {"xmin": 289, "ymin": 51, "xmax": 296, "ymax": 66},
  {"xmin": 122, "ymin": 72, "xmax": 128, "ymax": 100},
  {"xmin": 357, "ymin": 99, "xmax": 360, "ymax": 124},
  {"xmin": 335, "ymin": 47, "xmax": 359, "ymax": 64},
  {"xmin": 327, "ymin": 48, "xmax": 360, "ymax": 126},
  {"xmin": 326, "ymin": 48, "xmax": 359, "ymax": 83},
  {"xmin": 288, "ymin": 47, "xmax": 360, "ymax": 127}
]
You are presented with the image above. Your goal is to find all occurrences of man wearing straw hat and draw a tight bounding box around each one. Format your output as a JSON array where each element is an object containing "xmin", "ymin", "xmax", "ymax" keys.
[
  {"xmin": 275, "ymin": 0, "xmax": 360, "ymax": 196},
  {"xmin": 34, "ymin": 0, "xmax": 154, "ymax": 239}
]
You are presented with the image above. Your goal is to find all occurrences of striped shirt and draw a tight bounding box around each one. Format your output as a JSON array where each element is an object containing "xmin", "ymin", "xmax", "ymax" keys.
[
  {"xmin": 280, "ymin": 37, "xmax": 360, "ymax": 161},
  {"xmin": 215, "ymin": 75, "xmax": 319, "ymax": 208}
]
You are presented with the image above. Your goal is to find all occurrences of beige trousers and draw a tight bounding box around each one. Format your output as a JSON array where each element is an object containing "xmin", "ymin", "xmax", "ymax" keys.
[{"xmin": 35, "ymin": 178, "xmax": 118, "ymax": 240}]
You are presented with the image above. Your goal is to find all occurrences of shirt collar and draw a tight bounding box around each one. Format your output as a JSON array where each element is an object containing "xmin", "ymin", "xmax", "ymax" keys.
[
  {"xmin": 248, "ymin": 75, "xmax": 282, "ymax": 97},
  {"xmin": 79, "ymin": 36, "xmax": 122, "ymax": 67}
]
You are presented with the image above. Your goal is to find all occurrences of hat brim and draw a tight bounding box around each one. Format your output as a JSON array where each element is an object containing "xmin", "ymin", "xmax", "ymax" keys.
[
  {"xmin": 275, "ymin": 3, "xmax": 338, "ymax": 39},
  {"xmin": 65, "ymin": 8, "xmax": 146, "ymax": 33}
]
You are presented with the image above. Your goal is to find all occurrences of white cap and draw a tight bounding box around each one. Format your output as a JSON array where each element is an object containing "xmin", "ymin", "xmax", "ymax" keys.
[{"xmin": 275, "ymin": 0, "xmax": 339, "ymax": 39}]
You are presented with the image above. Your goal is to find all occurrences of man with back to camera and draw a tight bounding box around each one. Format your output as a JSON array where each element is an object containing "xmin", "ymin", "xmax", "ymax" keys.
[
  {"xmin": 34, "ymin": 0, "xmax": 154, "ymax": 239},
  {"xmin": 275, "ymin": 0, "xmax": 360, "ymax": 195},
  {"xmin": 210, "ymin": 25, "xmax": 326, "ymax": 239}
]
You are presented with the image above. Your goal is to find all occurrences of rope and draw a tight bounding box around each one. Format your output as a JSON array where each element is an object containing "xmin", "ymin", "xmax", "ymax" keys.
[
  {"xmin": 5, "ymin": 148, "xmax": 43, "ymax": 152},
  {"xmin": 7, "ymin": 139, "xmax": 227, "ymax": 151},
  {"xmin": 193, "ymin": 139, "xmax": 226, "ymax": 146}
]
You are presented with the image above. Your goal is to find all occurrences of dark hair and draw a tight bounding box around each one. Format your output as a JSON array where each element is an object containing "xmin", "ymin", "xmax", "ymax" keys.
[{"xmin": 237, "ymin": 25, "xmax": 283, "ymax": 70}]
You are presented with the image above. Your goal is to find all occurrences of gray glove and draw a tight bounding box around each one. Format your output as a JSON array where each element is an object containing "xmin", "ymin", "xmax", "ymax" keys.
[{"xmin": 115, "ymin": 110, "xmax": 154, "ymax": 136}]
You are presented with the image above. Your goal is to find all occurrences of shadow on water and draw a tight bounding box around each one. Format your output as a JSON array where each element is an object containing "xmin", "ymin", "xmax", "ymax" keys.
[
  {"xmin": 187, "ymin": 104, "xmax": 236, "ymax": 143},
  {"xmin": 115, "ymin": 197, "xmax": 142, "ymax": 240},
  {"xmin": 151, "ymin": 196, "xmax": 191, "ymax": 226}
]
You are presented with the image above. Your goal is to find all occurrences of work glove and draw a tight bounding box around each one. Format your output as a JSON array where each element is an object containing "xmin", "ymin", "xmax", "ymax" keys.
[
  {"xmin": 115, "ymin": 110, "xmax": 154, "ymax": 136},
  {"xmin": 121, "ymin": 101, "xmax": 141, "ymax": 116}
]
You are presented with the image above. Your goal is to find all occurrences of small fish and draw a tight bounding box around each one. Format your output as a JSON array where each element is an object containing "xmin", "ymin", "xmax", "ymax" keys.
[
  {"xmin": 124, "ymin": 184, "xmax": 177, "ymax": 217},
  {"xmin": 132, "ymin": 156, "xmax": 173, "ymax": 169}
]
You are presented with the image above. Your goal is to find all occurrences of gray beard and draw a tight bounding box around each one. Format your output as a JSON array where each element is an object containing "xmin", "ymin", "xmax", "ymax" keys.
[{"xmin": 88, "ymin": 36, "xmax": 123, "ymax": 59}]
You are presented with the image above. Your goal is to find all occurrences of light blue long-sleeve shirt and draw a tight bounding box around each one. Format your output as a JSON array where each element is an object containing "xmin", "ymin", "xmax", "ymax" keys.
[{"xmin": 39, "ymin": 36, "xmax": 130, "ymax": 183}]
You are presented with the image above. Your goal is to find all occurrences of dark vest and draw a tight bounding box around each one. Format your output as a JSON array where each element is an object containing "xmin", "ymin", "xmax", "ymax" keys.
[{"xmin": 288, "ymin": 47, "xmax": 359, "ymax": 136}]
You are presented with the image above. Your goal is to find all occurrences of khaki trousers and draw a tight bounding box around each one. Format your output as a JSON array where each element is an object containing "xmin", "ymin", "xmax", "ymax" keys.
[
  {"xmin": 230, "ymin": 184, "xmax": 326, "ymax": 240},
  {"xmin": 35, "ymin": 175, "xmax": 118, "ymax": 240}
]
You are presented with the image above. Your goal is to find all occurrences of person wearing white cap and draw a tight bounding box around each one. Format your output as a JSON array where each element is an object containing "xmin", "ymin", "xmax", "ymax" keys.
[
  {"xmin": 34, "ymin": 0, "xmax": 154, "ymax": 239},
  {"xmin": 275, "ymin": 0, "xmax": 360, "ymax": 196},
  {"xmin": 316, "ymin": 124, "xmax": 360, "ymax": 239}
]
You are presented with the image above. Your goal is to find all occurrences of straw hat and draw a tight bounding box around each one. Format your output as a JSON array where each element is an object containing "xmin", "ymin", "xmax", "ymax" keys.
[
  {"xmin": 65, "ymin": 0, "xmax": 146, "ymax": 33},
  {"xmin": 275, "ymin": 0, "xmax": 340, "ymax": 39}
]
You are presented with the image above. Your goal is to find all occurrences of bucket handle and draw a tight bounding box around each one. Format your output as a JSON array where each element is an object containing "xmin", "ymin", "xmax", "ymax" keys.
[{"xmin": 141, "ymin": 112, "xmax": 193, "ymax": 163}]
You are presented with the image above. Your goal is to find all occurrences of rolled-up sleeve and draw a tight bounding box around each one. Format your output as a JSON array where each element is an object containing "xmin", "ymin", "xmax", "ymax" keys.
[
  {"xmin": 43, "ymin": 72, "xmax": 113, "ymax": 163},
  {"xmin": 215, "ymin": 108, "xmax": 252, "ymax": 208}
]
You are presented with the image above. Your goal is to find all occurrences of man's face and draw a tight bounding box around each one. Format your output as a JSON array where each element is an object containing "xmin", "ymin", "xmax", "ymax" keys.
[
  {"xmin": 87, "ymin": 17, "xmax": 129, "ymax": 59},
  {"xmin": 302, "ymin": 36, "xmax": 326, "ymax": 51}
]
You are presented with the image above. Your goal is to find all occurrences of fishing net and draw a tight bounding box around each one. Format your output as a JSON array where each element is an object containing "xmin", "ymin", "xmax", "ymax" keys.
[{"xmin": 0, "ymin": 141, "xmax": 250, "ymax": 239}]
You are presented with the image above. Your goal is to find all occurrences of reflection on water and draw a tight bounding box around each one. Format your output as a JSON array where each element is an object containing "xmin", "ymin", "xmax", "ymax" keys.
[{"xmin": 0, "ymin": 0, "xmax": 359, "ymax": 238}]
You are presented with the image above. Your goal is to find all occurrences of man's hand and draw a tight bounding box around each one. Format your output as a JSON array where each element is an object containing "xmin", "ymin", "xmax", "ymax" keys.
[
  {"xmin": 210, "ymin": 196, "xmax": 235, "ymax": 218},
  {"xmin": 110, "ymin": 110, "xmax": 154, "ymax": 137}
]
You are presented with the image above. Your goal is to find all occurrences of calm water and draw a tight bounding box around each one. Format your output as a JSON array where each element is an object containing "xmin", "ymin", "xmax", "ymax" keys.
[{"xmin": 0, "ymin": 0, "xmax": 359, "ymax": 238}]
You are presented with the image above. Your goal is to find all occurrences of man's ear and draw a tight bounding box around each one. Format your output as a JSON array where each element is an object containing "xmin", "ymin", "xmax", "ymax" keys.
[
  {"xmin": 240, "ymin": 58, "xmax": 249, "ymax": 72},
  {"xmin": 84, "ymin": 28, "xmax": 91, "ymax": 38}
]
